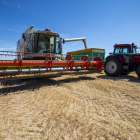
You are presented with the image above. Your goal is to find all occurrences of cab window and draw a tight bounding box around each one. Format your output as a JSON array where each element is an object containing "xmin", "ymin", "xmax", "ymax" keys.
[
  {"xmin": 114, "ymin": 47, "xmax": 129, "ymax": 53},
  {"xmin": 38, "ymin": 34, "xmax": 55, "ymax": 53},
  {"xmin": 56, "ymin": 37, "xmax": 59, "ymax": 53},
  {"xmin": 133, "ymin": 48, "xmax": 136, "ymax": 53}
]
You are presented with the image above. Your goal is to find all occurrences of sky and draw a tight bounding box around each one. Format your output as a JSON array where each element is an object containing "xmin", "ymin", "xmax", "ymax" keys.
[{"xmin": 0, "ymin": 0, "xmax": 140, "ymax": 57}]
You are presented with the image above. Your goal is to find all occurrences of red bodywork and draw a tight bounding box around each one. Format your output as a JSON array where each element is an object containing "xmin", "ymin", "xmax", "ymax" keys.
[
  {"xmin": 116, "ymin": 55, "xmax": 125, "ymax": 63},
  {"xmin": 133, "ymin": 55, "xmax": 140, "ymax": 63},
  {"xmin": 0, "ymin": 55, "xmax": 104, "ymax": 72},
  {"xmin": 114, "ymin": 44, "xmax": 137, "ymax": 47},
  {"xmin": 113, "ymin": 43, "xmax": 140, "ymax": 64}
]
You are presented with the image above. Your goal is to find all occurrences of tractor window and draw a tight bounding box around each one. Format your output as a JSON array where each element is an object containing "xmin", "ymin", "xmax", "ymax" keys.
[
  {"xmin": 114, "ymin": 47, "xmax": 121, "ymax": 53},
  {"xmin": 114, "ymin": 47, "xmax": 129, "ymax": 53},
  {"xmin": 133, "ymin": 48, "xmax": 136, "ymax": 53},
  {"xmin": 123, "ymin": 48, "xmax": 128, "ymax": 53}
]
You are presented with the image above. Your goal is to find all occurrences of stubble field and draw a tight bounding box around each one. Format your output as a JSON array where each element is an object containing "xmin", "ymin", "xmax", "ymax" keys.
[{"xmin": 0, "ymin": 72, "xmax": 140, "ymax": 140}]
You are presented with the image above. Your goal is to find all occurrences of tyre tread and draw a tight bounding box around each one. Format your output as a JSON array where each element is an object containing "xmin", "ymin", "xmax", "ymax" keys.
[
  {"xmin": 136, "ymin": 65, "xmax": 140, "ymax": 78},
  {"xmin": 104, "ymin": 57, "xmax": 123, "ymax": 76}
]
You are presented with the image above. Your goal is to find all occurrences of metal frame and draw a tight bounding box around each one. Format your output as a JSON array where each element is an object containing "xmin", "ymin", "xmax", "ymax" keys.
[{"xmin": 0, "ymin": 52, "xmax": 104, "ymax": 81}]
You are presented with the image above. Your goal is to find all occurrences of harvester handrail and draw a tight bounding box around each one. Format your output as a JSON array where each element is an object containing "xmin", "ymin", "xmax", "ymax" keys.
[{"xmin": 0, "ymin": 51, "xmax": 19, "ymax": 53}]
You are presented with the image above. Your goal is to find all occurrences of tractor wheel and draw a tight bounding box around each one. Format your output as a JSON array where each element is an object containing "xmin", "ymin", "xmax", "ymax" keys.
[
  {"xmin": 104, "ymin": 57, "xmax": 123, "ymax": 76},
  {"xmin": 136, "ymin": 65, "xmax": 140, "ymax": 78},
  {"xmin": 122, "ymin": 72, "xmax": 130, "ymax": 75}
]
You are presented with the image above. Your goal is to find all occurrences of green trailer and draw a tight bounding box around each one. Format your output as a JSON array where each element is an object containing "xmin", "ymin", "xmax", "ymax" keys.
[{"xmin": 67, "ymin": 48, "xmax": 105, "ymax": 61}]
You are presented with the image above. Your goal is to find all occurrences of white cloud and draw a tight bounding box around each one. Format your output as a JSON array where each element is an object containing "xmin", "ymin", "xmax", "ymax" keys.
[
  {"xmin": 0, "ymin": 42, "xmax": 15, "ymax": 48},
  {"xmin": 0, "ymin": 45, "xmax": 16, "ymax": 55},
  {"xmin": 7, "ymin": 29, "xmax": 22, "ymax": 33},
  {"xmin": 1, "ymin": 1, "xmax": 24, "ymax": 11},
  {"xmin": 0, "ymin": 46, "xmax": 16, "ymax": 59},
  {"xmin": 0, "ymin": 40, "xmax": 15, "ymax": 46},
  {"xmin": 0, "ymin": 27, "xmax": 22, "ymax": 33},
  {"xmin": 59, "ymin": 33, "xmax": 70, "ymax": 39},
  {"xmin": 17, "ymin": 5, "xmax": 24, "ymax": 11},
  {"xmin": 31, "ymin": 13, "xmax": 36, "ymax": 16},
  {"xmin": 72, "ymin": 43, "xmax": 78, "ymax": 46},
  {"xmin": 1, "ymin": 1, "xmax": 14, "ymax": 7},
  {"xmin": 0, "ymin": 47, "xmax": 15, "ymax": 50},
  {"xmin": 2, "ymin": 1, "xmax": 9, "ymax": 5},
  {"xmin": 62, "ymin": 49, "xmax": 67, "ymax": 54}
]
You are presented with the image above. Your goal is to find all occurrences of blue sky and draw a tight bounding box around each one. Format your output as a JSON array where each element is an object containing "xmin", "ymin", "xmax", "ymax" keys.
[{"xmin": 0, "ymin": 0, "xmax": 140, "ymax": 57}]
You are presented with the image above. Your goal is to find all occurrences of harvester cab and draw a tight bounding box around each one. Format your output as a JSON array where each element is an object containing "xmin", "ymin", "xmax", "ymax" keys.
[
  {"xmin": 17, "ymin": 25, "xmax": 63, "ymax": 60},
  {"xmin": 17, "ymin": 26, "xmax": 88, "ymax": 60}
]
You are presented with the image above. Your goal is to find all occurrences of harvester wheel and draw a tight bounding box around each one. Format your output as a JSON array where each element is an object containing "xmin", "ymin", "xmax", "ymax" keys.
[
  {"xmin": 65, "ymin": 55, "xmax": 74, "ymax": 70},
  {"xmin": 93, "ymin": 57, "xmax": 103, "ymax": 69},
  {"xmin": 45, "ymin": 54, "xmax": 52, "ymax": 60},
  {"xmin": 81, "ymin": 56, "xmax": 90, "ymax": 69},
  {"xmin": 104, "ymin": 57, "xmax": 123, "ymax": 76},
  {"xmin": 45, "ymin": 54, "xmax": 52, "ymax": 71},
  {"xmin": 136, "ymin": 65, "xmax": 140, "ymax": 78}
]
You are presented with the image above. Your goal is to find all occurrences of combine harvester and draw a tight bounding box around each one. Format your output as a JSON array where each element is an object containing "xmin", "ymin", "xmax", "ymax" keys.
[{"xmin": 0, "ymin": 26, "xmax": 104, "ymax": 81}]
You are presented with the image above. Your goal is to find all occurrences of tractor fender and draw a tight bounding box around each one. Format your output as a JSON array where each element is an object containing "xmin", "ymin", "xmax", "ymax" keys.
[
  {"xmin": 134, "ymin": 62, "xmax": 140, "ymax": 71},
  {"xmin": 105, "ymin": 55, "xmax": 123, "ymax": 63}
]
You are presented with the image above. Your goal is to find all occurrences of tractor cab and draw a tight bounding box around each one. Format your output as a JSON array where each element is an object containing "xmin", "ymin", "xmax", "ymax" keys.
[
  {"xmin": 114, "ymin": 43, "xmax": 137, "ymax": 54},
  {"xmin": 113, "ymin": 43, "xmax": 137, "ymax": 64}
]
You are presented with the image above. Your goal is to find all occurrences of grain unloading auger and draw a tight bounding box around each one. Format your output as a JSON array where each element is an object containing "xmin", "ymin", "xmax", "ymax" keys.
[{"xmin": 0, "ymin": 52, "xmax": 103, "ymax": 81}]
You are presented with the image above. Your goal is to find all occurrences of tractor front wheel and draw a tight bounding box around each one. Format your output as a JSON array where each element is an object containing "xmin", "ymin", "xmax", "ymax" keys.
[
  {"xmin": 104, "ymin": 57, "xmax": 123, "ymax": 76},
  {"xmin": 136, "ymin": 65, "xmax": 140, "ymax": 78}
]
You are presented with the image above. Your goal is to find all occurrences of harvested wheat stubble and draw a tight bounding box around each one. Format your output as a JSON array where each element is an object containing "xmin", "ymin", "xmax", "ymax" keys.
[{"xmin": 0, "ymin": 72, "xmax": 140, "ymax": 140}]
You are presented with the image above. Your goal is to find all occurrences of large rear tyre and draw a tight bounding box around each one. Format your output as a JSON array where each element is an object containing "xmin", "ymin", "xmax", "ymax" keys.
[
  {"xmin": 122, "ymin": 72, "xmax": 130, "ymax": 75},
  {"xmin": 104, "ymin": 57, "xmax": 123, "ymax": 76},
  {"xmin": 136, "ymin": 65, "xmax": 140, "ymax": 78}
]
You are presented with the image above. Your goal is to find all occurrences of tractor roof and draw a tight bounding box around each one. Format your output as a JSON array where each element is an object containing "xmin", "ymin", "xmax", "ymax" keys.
[{"xmin": 114, "ymin": 44, "xmax": 137, "ymax": 47}]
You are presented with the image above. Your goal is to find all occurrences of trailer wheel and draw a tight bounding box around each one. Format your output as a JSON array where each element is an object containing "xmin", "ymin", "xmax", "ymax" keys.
[
  {"xmin": 104, "ymin": 57, "xmax": 123, "ymax": 76},
  {"xmin": 136, "ymin": 65, "xmax": 140, "ymax": 78}
]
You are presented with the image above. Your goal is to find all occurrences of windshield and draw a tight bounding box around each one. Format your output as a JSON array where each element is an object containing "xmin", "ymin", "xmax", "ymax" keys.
[
  {"xmin": 114, "ymin": 46, "xmax": 130, "ymax": 53},
  {"xmin": 38, "ymin": 34, "xmax": 55, "ymax": 53}
]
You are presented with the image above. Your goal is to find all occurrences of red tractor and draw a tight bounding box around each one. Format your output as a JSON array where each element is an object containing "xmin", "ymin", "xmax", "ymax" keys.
[{"xmin": 104, "ymin": 43, "xmax": 140, "ymax": 78}]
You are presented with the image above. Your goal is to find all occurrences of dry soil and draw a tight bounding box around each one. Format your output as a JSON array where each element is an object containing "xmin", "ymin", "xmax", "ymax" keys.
[{"xmin": 0, "ymin": 72, "xmax": 140, "ymax": 140}]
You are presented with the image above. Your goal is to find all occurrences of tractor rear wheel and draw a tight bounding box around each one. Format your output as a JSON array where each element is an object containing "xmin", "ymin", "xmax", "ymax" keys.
[
  {"xmin": 104, "ymin": 57, "xmax": 123, "ymax": 76},
  {"xmin": 136, "ymin": 65, "xmax": 140, "ymax": 78},
  {"xmin": 122, "ymin": 72, "xmax": 130, "ymax": 75}
]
